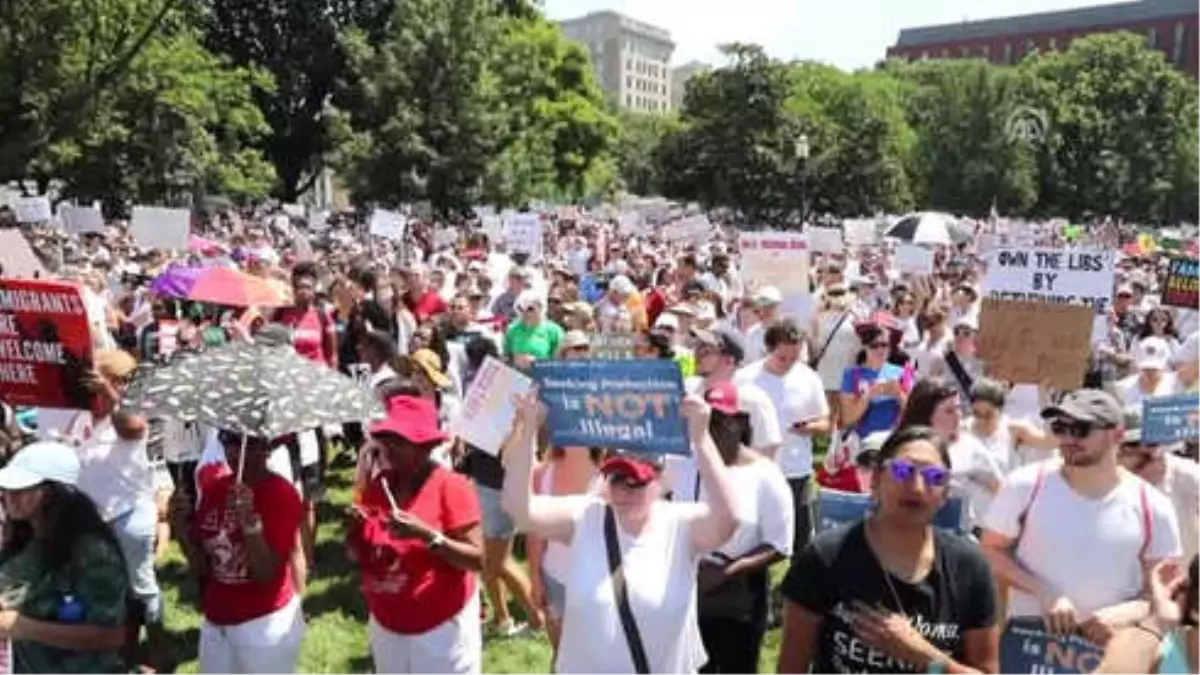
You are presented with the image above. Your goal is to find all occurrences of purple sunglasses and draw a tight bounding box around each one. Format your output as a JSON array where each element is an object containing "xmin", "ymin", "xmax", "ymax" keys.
[{"xmin": 884, "ymin": 459, "xmax": 950, "ymax": 488}]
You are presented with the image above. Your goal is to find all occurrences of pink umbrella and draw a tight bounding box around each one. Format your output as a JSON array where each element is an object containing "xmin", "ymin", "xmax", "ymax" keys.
[{"xmin": 188, "ymin": 235, "xmax": 226, "ymax": 255}]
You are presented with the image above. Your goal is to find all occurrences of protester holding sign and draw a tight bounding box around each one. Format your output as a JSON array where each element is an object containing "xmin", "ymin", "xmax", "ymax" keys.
[
  {"xmin": 500, "ymin": 391, "xmax": 739, "ymax": 673},
  {"xmin": 1117, "ymin": 407, "xmax": 1200, "ymax": 563},
  {"xmin": 1096, "ymin": 557, "xmax": 1198, "ymax": 674},
  {"xmin": 0, "ymin": 441, "xmax": 129, "ymax": 673},
  {"xmin": 777, "ymin": 426, "xmax": 1000, "ymax": 674},
  {"xmin": 980, "ymin": 390, "xmax": 1182, "ymax": 647}
]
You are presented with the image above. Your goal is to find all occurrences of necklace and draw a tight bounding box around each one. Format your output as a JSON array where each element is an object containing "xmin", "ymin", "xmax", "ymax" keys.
[{"xmin": 867, "ymin": 519, "xmax": 913, "ymax": 618}]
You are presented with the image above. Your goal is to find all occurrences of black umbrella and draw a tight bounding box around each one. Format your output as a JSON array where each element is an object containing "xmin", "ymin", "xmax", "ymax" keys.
[
  {"xmin": 123, "ymin": 340, "xmax": 383, "ymax": 438},
  {"xmin": 885, "ymin": 212, "xmax": 955, "ymax": 245}
]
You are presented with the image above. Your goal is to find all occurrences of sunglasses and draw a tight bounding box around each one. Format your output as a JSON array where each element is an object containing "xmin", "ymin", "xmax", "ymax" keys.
[
  {"xmin": 884, "ymin": 459, "xmax": 950, "ymax": 488},
  {"xmin": 954, "ymin": 328, "xmax": 976, "ymax": 338},
  {"xmin": 607, "ymin": 474, "xmax": 650, "ymax": 490},
  {"xmin": 1050, "ymin": 418, "xmax": 1104, "ymax": 439}
]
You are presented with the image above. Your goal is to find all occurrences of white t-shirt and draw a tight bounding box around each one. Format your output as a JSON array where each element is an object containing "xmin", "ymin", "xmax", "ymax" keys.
[
  {"xmin": 947, "ymin": 434, "xmax": 1004, "ymax": 529},
  {"xmin": 982, "ymin": 460, "xmax": 1182, "ymax": 617},
  {"xmin": 1159, "ymin": 455, "xmax": 1200, "ymax": 563},
  {"xmin": 556, "ymin": 499, "xmax": 708, "ymax": 674},
  {"xmin": 668, "ymin": 455, "xmax": 794, "ymax": 559},
  {"xmin": 683, "ymin": 377, "xmax": 782, "ymax": 453},
  {"xmin": 734, "ymin": 361, "xmax": 828, "ymax": 478},
  {"xmin": 1114, "ymin": 372, "xmax": 1182, "ymax": 408},
  {"xmin": 71, "ymin": 413, "xmax": 155, "ymax": 522}
]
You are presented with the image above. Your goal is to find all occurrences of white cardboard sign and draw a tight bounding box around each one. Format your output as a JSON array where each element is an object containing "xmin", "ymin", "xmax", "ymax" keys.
[
  {"xmin": 504, "ymin": 213, "xmax": 543, "ymax": 258},
  {"xmin": 369, "ymin": 209, "xmax": 407, "ymax": 241},
  {"xmin": 739, "ymin": 231, "xmax": 814, "ymax": 323},
  {"xmin": 130, "ymin": 206, "xmax": 190, "ymax": 250},
  {"xmin": 896, "ymin": 244, "xmax": 935, "ymax": 274},
  {"xmin": 11, "ymin": 196, "xmax": 51, "ymax": 223},
  {"xmin": 59, "ymin": 203, "xmax": 105, "ymax": 235},
  {"xmin": 453, "ymin": 356, "xmax": 532, "ymax": 455},
  {"xmin": 983, "ymin": 247, "xmax": 1115, "ymax": 311},
  {"xmin": 807, "ymin": 227, "xmax": 844, "ymax": 253}
]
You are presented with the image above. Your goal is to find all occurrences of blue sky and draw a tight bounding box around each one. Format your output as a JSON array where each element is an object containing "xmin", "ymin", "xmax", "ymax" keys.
[{"xmin": 541, "ymin": 0, "xmax": 1129, "ymax": 70}]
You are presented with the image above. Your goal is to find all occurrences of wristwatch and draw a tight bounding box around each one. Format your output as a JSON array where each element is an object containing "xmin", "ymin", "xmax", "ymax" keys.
[{"xmin": 427, "ymin": 531, "xmax": 447, "ymax": 549}]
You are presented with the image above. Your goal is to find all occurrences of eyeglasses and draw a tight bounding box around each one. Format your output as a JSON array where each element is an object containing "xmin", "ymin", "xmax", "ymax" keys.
[
  {"xmin": 1050, "ymin": 418, "xmax": 1105, "ymax": 439},
  {"xmin": 884, "ymin": 459, "xmax": 950, "ymax": 488},
  {"xmin": 607, "ymin": 474, "xmax": 650, "ymax": 490}
]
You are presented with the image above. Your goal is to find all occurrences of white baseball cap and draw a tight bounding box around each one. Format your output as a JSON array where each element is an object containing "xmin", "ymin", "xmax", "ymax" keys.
[
  {"xmin": 1135, "ymin": 337, "xmax": 1171, "ymax": 371},
  {"xmin": 0, "ymin": 442, "xmax": 80, "ymax": 490}
]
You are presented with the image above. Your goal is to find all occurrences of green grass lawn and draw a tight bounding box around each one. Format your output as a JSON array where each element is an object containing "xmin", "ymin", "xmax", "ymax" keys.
[{"xmin": 156, "ymin": 464, "xmax": 789, "ymax": 673}]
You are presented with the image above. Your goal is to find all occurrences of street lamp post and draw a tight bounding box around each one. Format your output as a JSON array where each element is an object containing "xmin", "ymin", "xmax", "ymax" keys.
[{"xmin": 795, "ymin": 134, "xmax": 810, "ymax": 229}]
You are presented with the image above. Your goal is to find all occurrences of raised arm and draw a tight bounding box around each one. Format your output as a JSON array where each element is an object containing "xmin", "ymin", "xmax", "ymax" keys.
[
  {"xmin": 684, "ymin": 396, "xmax": 739, "ymax": 553},
  {"xmin": 500, "ymin": 391, "xmax": 582, "ymax": 544}
]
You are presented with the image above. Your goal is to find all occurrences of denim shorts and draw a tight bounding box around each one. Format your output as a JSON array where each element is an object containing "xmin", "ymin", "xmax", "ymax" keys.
[
  {"xmin": 110, "ymin": 503, "xmax": 163, "ymax": 624},
  {"xmin": 542, "ymin": 569, "xmax": 566, "ymax": 620},
  {"xmin": 475, "ymin": 484, "xmax": 516, "ymax": 540}
]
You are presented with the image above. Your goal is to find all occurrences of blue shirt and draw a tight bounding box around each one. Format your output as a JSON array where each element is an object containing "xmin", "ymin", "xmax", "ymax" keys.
[
  {"xmin": 579, "ymin": 274, "xmax": 606, "ymax": 304},
  {"xmin": 842, "ymin": 363, "xmax": 905, "ymax": 438}
]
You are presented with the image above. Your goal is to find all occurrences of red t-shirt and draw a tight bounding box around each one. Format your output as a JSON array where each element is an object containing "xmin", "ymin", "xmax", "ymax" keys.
[
  {"xmin": 348, "ymin": 466, "xmax": 481, "ymax": 634},
  {"xmin": 276, "ymin": 306, "xmax": 332, "ymax": 366},
  {"xmin": 645, "ymin": 287, "xmax": 668, "ymax": 327},
  {"xmin": 193, "ymin": 471, "xmax": 303, "ymax": 626},
  {"xmin": 407, "ymin": 290, "xmax": 448, "ymax": 324}
]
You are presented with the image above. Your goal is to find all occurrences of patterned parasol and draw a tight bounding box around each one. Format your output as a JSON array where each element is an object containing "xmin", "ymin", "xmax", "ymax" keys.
[{"xmin": 122, "ymin": 340, "xmax": 382, "ymax": 437}]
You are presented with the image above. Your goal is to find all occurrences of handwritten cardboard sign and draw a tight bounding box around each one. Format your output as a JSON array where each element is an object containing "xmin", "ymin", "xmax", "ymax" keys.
[
  {"xmin": 59, "ymin": 203, "xmax": 105, "ymax": 235},
  {"xmin": 999, "ymin": 618, "xmax": 1103, "ymax": 674},
  {"xmin": 453, "ymin": 356, "xmax": 532, "ymax": 455},
  {"xmin": 739, "ymin": 231, "xmax": 813, "ymax": 322},
  {"xmin": 0, "ymin": 279, "xmax": 94, "ymax": 409},
  {"xmin": 978, "ymin": 298, "xmax": 1093, "ymax": 390},
  {"xmin": 896, "ymin": 244, "xmax": 935, "ymax": 274},
  {"xmin": 983, "ymin": 247, "xmax": 1115, "ymax": 312},
  {"xmin": 816, "ymin": 489, "xmax": 966, "ymax": 533},
  {"xmin": 10, "ymin": 196, "xmax": 51, "ymax": 223},
  {"xmin": 1161, "ymin": 257, "xmax": 1198, "ymax": 309},
  {"xmin": 369, "ymin": 208, "xmax": 407, "ymax": 241},
  {"xmin": 532, "ymin": 359, "xmax": 688, "ymax": 455},
  {"xmin": 806, "ymin": 227, "xmax": 844, "ymax": 253},
  {"xmin": 504, "ymin": 213, "xmax": 543, "ymax": 258},
  {"xmin": 1142, "ymin": 393, "xmax": 1200, "ymax": 444}
]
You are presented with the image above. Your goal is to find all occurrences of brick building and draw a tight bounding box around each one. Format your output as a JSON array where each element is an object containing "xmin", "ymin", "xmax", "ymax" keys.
[{"xmin": 887, "ymin": 0, "xmax": 1198, "ymax": 76}]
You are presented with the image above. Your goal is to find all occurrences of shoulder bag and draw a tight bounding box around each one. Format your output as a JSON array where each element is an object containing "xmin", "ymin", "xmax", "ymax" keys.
[{"xmin": 604, "ymin": 506, "xmax": 651, "ymax": 674}]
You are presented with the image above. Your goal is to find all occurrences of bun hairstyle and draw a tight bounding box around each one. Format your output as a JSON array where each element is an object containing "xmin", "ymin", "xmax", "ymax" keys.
[{"xmin": 875, "ymin": 425, "xmax": 952, "ymax": 469}]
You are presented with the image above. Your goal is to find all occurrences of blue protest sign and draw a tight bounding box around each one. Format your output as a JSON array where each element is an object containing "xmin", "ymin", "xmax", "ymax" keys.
[
  {"xmin": 1142, "ymin": 393, "xmax": 1199, "ymax": 444},
  {"xmin": 815, "ymin": 489, "xmax": 967, "ymax": 533},
  {"xmin": 999, "ymin": 618, "xmax": 1103, "ymax": 674},
  {"xmin": 532, "ymin": 359, "xmax": 689, "ymax": 455}
]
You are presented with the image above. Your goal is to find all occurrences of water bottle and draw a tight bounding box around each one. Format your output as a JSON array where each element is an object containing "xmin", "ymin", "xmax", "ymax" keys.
[{"xmin": 56, "ymin": 594, "xmax": 84, "ymax": 624}]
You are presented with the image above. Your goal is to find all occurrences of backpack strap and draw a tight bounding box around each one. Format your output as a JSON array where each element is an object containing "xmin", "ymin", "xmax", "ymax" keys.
[
  {"xmin": 945, "ymin": 351, "xmax": 975, "ymax": 400},
  {"xmin": 1015, "ymin": 462, "xmax": 1049, "ymax": 545}
]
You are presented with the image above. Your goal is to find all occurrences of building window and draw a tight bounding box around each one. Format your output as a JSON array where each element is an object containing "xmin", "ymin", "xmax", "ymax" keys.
[
  {"xmin": 625, "ymin": 94, "xmax": 632, "ymax": 107},
  {"xmin": 1147, "ymin": 26, "xmax": 1158, "ymax": 48},
  {"xmin": 626, "ymin": 58, "xmax": 632, "ymax": 70},
  {"xmin": 626, "ymin": 76, "xmax": 631, "ymax": 89},
  {"xmin": 1003, "ymin": 42, "xmax": 1013, "ymax": 63},
  {"xmin": 1173, "ymin": 22, "xmax": 1186, "ymax": 63}
]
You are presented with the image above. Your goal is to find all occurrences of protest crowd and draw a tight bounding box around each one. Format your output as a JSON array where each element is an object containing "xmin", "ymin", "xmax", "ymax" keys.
[{"xmin": 0, "ymin": 200, "xmax": 1196, "ymax": 675}]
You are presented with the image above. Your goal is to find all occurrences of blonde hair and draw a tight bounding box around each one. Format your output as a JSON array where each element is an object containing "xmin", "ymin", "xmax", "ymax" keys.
[{"xmin": 95, "ymin": 349, "xmax": 137, "ymax": 381}]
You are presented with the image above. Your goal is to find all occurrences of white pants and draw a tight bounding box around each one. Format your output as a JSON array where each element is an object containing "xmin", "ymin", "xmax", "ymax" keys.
[
  {"xmin": 369, "ymin": 592, "xmax": 482, "ymax": 674},
  {"xmin": 199, "ymin": 596, "xmax": 306, "ymax": 673}
]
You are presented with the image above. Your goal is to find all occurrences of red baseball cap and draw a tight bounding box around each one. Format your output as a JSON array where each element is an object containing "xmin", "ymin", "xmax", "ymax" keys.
[
  {"xmin": 369, "ymin": 395, "xmax": 447, "ymax": 445},
  {"xmin": 599, "ymin": 453, "xmax": 663, "ymax": 484},
  {"xmin": 704, "ymin": 381, "xmax": 740, "ymax": 416}
]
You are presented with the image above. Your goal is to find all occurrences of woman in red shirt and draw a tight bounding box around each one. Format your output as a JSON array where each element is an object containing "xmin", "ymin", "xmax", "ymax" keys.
[
  {"xmin": 347, "ymin": 394, "xmax": 484, "ymax": 673},
  {"xmin": 168, "ymin": 430, "xmax": 306, "ymax": 673}
]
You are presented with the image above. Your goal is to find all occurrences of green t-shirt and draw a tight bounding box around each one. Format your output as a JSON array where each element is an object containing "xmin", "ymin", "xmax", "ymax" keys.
[
  {"xmin": 504, "ymin": 320, "xmax": 565, "ymax": 361},
  {"xmin": 0, "ymin": 534, "xmax": 127, "ymax": 673}
]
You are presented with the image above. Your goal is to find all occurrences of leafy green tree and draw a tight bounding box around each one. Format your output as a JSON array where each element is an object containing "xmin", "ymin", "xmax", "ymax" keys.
[
  {"xmin": 333, "ymin": 0, "xmax": 501, "ymax": 214},
  {"xmin": 483, "ymin": 16, "xmax": 617, "ymax": 206},
  {"xmin": 789, "ymin": 64, "xmax": 914, "ymax": 217},
  {"xmin": 659, "ymin": 44, "xmax": 801, "ymax": 226},
  {"xmin": 1020, "ymin": 32, "xmax": 1199, "ymax": 223},
  {"xmin": 0, "ymin": 0, "xmax": 180, "ymax": 186},
  {"xmin": 199, "ymin": 0, "xmax": 393, "ymax": 201},
  {"xmin": 884, "ymin": 58, "xmax": 1037, "ymax": 216},
  {"xmin": 614, "ymin": 110, "xmax": 679, "ymax": 196},
  {"xmin": 36, "ymin": 28, "xmax": 276, "ymax": 209}
]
